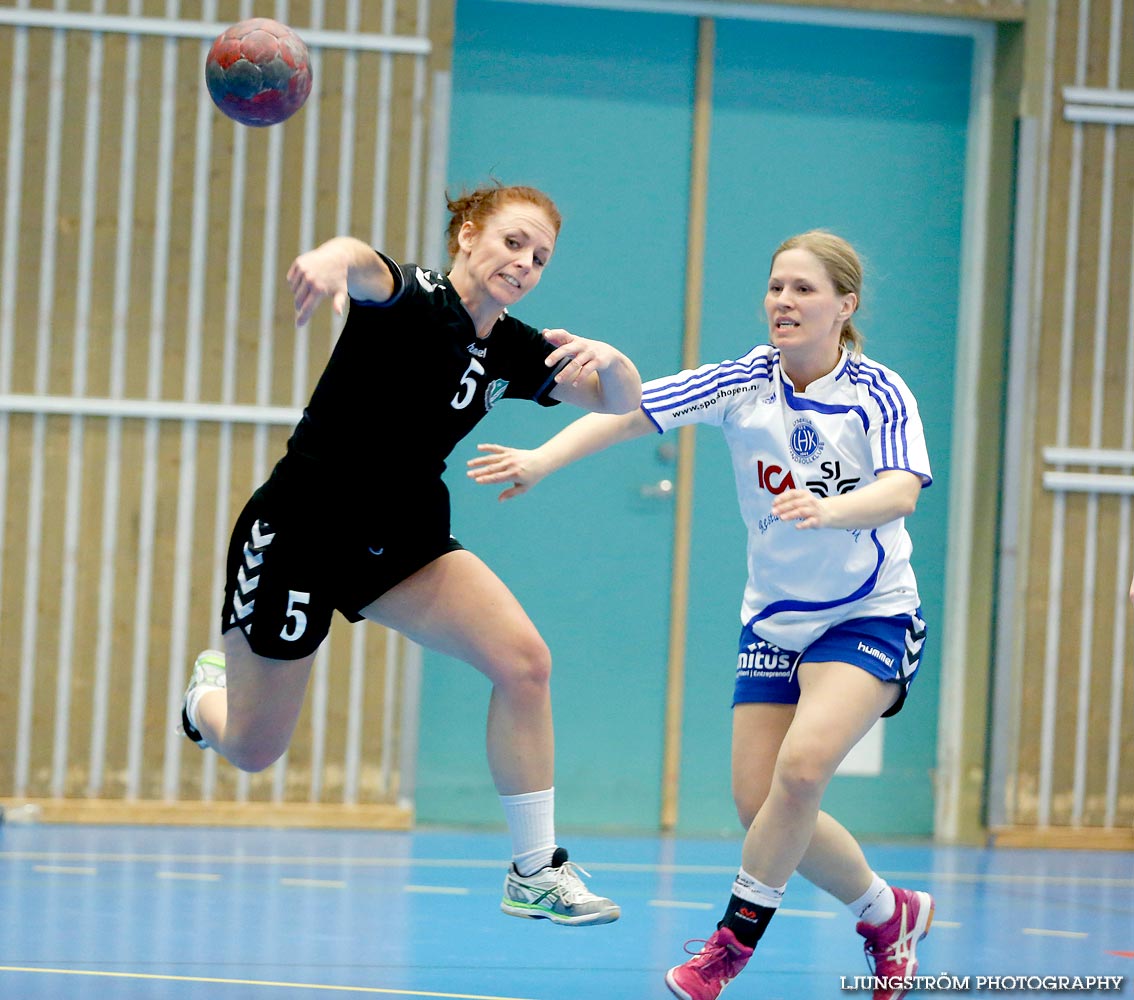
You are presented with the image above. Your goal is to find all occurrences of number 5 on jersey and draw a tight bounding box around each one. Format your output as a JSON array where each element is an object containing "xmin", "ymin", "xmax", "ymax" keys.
[
  {"xmin": 281, "ymin": 590, "xmax": 310, "ymax": 641},
  {"xmin": 451, "ymin": 358, "xmax": 485, "ymax": 409}
]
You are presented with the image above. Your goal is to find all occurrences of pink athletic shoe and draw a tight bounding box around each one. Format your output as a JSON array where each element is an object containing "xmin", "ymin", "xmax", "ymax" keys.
[
  {"xmin": 665, "ymin": 926, "xmax": 754, "ymax": 1000},
  {"xmin": 857, "ymin": 887, "xmax": 935, "ymax": 999}
]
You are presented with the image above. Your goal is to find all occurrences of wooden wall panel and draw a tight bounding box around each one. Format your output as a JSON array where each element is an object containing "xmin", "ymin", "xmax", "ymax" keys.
[{"xmin": 0, "ymin": 0, "xmax": 450, "ymax": 827}]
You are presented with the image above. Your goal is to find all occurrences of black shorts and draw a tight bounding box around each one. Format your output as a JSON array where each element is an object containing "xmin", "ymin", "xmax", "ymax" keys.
[{"xmin": 220, "ymin": 484, "xmax": 463, "ymax": 660}]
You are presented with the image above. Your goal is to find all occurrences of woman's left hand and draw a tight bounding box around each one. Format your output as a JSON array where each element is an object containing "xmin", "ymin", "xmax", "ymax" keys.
[
  {"xmin": 467, "ymin": 443, "xmax": 549, "ymax": 501},
  {"xmin": 771, "ymin": 488, "xmax": 830, "ymax": 530},
  {"xmin": 542, "ymin": 328, "xmax": 621, "ymax": 386}
]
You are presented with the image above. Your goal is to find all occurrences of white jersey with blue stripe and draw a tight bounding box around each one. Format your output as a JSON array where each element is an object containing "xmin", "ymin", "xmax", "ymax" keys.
[{"xmin": 641, "ymin": 344, "xmax": 932, "ymax": 651}]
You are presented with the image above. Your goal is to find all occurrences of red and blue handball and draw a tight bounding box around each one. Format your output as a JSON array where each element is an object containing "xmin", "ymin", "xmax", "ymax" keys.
[{"xmin": 205, "ymin": 18, "xmax": 313, "ymax": 127}]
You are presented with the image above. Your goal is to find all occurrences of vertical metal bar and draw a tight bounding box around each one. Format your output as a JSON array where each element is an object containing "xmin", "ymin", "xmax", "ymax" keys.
[
  {"xmin": 396, "ymin": 640, "xmax": 423, "ymax": 809},
  {"xmin": 89, "ymin": 1, "xmax": 143, "ymax": 797},
  {"xmin": 327, "ymin": 0, "xmax": 364, "ymax": 808},
  {"xmin": 993, "ymin": 1, "xmax": 1058, "ymax": 828},
  {"xmin": 204, "ymin": 0, "xmax": 256, "ymax": 804},
  {"xmin": 0, "ymin": 4, "xmax": 30, "ymax": 755},
  {"xmin": 15, "ymin": 11, "xmax": 67, "ymax": 797},
  {"xmin": 53, "ymin": 12, "xmax": 105, "ymax": 796},
  {"xmin": 232, "ymin": 0, "xmax": 288, "ymax": 798},
  {"xmin": 423, "ymin": 69, "xmax": 451, "ymax": 270},
  {"xmin": 1105, "ymin": 243, "xmax": 1134, "ymax": 825},
  {"xmin": 660, "ymin": 16, "xmax": 714, "ymax": 832},
  {"xmin": 299, "ymin": 1, "xmax": 325, "ymax": 804},
  {"xmin": 1103, "ymin": 0, "xmax": 1130, "ymax": 828},
  {"xmin": 380, "ymin": 628, "xmax": 399, "ymax": 794},
  {"xmin": 404, "ymin": 0, "xmax": 430, "ymax": 262},
  {"xmin": 933, "ymin": 23, "xmax": 996, "ymax": 839},
  {"xmin": 127, "ymin": 0, "xmax": 181, "ymax": 800},
  {"xmin": 265, "ymin": 0, "xmax": 293, "ymax": 806},
  {"xmin": 343, "ymin": 626, "xmax": 367, "ymax": 804},
  {"xmin": 987, "ymin": 114, "xmax": 1041, "ymax": 828},
  {"xmin": 293, "ymin": 0, "xmax": 321, "ymax": 407},
  {"xmin": 1071, "ymin": 0, "xmax": 1120, "ymax": 825},
  {"xmin": 1039, "ymin": 0, "xmax": 1090, "ymax": 827},
  {"xmin": 203, "ymin": 56, "xmax": 251, "ymax": 804},
  {"xmin": 370, "ymin": 0, "xmax": 396, "ymax": 250},
  {"xmin": 161, "ymin": 0, "xmax": 217, "ymax": 800},
  {"xmin": 309, "ymin": 647, "xmax": 330, "ymax": 802}
]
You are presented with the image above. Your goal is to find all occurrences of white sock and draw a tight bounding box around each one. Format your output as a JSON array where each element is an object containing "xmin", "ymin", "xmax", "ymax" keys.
[
  {"xmin": 500, "ymin": 788, "xmax": 555, "ymax": 875},
  {"xmin": 851, "ymin": 874, "xmax": 895, "ymax": 925},
  {"xmin": 185, "ymin": 683, "xmax": 221, "ymax": 734},
  {"xmin": 734, "ymin": 867, "xmax": 786, "ymax": 908}
]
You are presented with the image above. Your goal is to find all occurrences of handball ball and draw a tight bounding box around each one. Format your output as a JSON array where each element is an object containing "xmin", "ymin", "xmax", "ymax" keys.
[{"xmin": 205, "ymin": 18, "xmax": 312, "ymax": 127}]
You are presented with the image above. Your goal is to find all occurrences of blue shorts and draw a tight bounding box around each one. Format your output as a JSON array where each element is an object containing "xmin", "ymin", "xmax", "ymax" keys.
[{"xmin": 733, "ymin": 609, "xmax": 926, "ymax": 718}]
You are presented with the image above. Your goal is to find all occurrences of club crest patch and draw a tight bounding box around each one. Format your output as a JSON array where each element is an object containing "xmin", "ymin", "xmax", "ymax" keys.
[
  {"xmin": 485, "ymin": 379, "xmax": 509, "ymax": 410},
  {"xmin": 788, "ymin": 417, "xmax": 824, "ymax": 464}
]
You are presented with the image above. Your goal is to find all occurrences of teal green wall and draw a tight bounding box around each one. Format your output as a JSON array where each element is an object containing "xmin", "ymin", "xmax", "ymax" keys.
[
  {"xmin": 682, "ymin": 20, "xmax": 970, "ymax": 836},
  {"xmin": 418, "ymin": 4, "xmax": 698, "ymax": 830},
  {"xmin": 416, "ymin": 1, "xmax": 971, "ymax": 838}
]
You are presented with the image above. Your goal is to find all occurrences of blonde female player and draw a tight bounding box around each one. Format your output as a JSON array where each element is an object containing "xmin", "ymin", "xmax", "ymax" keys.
[
  {"xmin": 469, "ymin": 230, "xmax": 935, "ymax": 997},
  {"xmin": 178, "ymin": 183, "xmax": 641, "ymax": 926}
]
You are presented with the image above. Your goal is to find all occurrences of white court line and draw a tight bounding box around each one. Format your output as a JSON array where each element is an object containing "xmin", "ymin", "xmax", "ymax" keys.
[
  {"xmin": 281, "ymin": 877, "xmax": 346, "ymax": 889},
  {"xmin": 3, "ymin": 852, "xmax": 1131, "ymax": 889},
  {"xmin": 879, "ymin": 870, "xmax": 1134, "ymax": 889},
  {"xmin": 649, "ymin": 899, "xmax": 714, "ymax": 910},
  {"xmin": 0, "ymin": 968, "xmax": 533, "ymax": 1000},
  {"xmin": 32, "ymin": 865, "xmax": 96, "ymax": 875},
  {"xmin": 405, "ymin": 885, "xmax": 470, "ymax": 895},
  {"xmin": 156, "ymin": 871, "xmax": 221, "ymax": 882},
  {"xmin": 778, "ymin": 908, "xmax": 837, "ymax": 919},
  {"xmin": 1023, "ymin": 928, "xmax": 1090, "ymax": 939}
]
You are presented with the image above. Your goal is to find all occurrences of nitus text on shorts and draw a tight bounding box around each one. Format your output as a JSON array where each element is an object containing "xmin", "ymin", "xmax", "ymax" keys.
[{"xmin": 840, "ymin": 975, "xmax": 1125, "ymax": 992}]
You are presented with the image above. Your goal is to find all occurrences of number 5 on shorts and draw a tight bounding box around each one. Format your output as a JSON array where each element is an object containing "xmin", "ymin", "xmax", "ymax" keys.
[{"xmin": 281, "ymin": 590, "xmax": 310, "ymax": 641}]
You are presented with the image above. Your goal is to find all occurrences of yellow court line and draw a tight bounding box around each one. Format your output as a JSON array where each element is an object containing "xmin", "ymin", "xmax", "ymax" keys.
[{"xmin": 0, "ymin": 967, "xmax": 537, "ymax": 1000}]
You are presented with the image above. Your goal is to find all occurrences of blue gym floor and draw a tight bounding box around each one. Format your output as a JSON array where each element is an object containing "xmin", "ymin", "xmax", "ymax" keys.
[{"xmin": 0, "ymin": 824, "xmax": 1130, "ymax": 999}]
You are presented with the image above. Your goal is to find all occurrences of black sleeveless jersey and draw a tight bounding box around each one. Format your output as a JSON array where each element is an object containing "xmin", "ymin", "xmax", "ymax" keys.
[{"xmin": 262, "ymin": 254, "xmax": 564, "ymax": 513}]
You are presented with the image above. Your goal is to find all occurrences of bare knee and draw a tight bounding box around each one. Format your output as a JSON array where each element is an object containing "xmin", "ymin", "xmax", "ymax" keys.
[
  {"xmin": 489, "ymin": 632, "xmax": 551, "ymax": 702},
  {"xmin": 220, "ymin": 719, "xmax": 290, "ymax": 773},
  {"xmin": 733, "ymin": 786, "xmax": 768, "ymax": 829},
  {"xmin": 772, "ymin": 743, "xmax": 836, "ymax": 808}
]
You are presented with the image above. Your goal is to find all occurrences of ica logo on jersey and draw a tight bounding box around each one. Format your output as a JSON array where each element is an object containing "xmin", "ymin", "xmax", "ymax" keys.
[{"xmin": 756, "ymin": 460, "xmax": 796, "ymax": 495}]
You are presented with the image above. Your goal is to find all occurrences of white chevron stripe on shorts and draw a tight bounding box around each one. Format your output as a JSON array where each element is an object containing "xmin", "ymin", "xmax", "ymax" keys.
[{"xmin": 229, "ymin": 520, "xmax": 275, "ymax": 632}]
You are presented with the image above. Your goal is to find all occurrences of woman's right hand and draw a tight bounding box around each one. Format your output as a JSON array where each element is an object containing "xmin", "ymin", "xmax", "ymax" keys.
[
  {"xmin": 467, "ymin": 444, "xmax": 550, "ymax": 501},
  {"xmin": 287, "ymin": 240, "xmax": 353, "ymax": 326},
  {"xmin": 286, "ymin": 237, "xmax": 395, "ymax": 326}
]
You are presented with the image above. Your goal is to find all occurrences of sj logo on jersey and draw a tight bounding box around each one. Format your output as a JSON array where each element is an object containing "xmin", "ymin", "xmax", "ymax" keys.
[{"xmin": 788, "ymin": 417, "xmax": 825, "ymax": 464}]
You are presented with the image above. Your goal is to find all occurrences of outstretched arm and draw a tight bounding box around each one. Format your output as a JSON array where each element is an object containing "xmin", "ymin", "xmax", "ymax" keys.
[
  {"xmin": 286, "ymin": 236, "xmax": 398, "ymax": 325},
  {"xmin": 542, "ymin": 328, "xmax": 642, "ymax": 415},
  {"xmin": 771, "ymin": 469, "xmax": 924, "ymax": 530},
  {"xmin": 469, "ymin": 407, "xmax": 655, "ymax": 501}
]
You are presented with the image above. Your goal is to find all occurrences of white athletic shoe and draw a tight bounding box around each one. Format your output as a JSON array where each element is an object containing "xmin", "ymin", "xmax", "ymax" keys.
[
  {"xmin": 500, "ymin": 847, "xmax": 620, "ymax": 926},
  {"xmin": 178, "ymin": 649, "xmax": 226, "ymax": 749}
]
